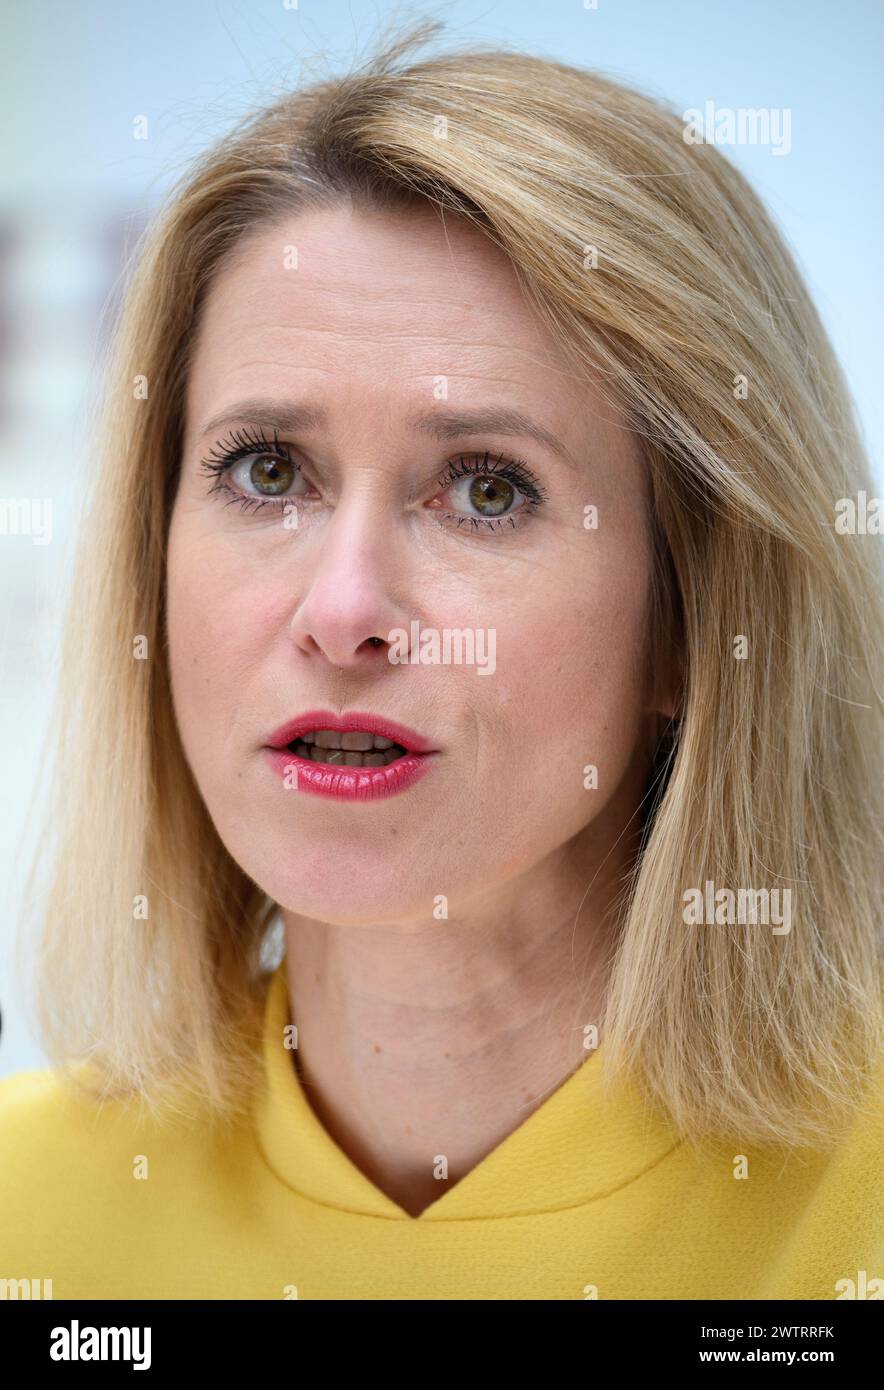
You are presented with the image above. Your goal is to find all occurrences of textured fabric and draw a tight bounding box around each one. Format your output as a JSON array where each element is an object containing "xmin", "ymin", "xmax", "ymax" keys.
[{"xmin": 1, "ymin": 960, "xmax": 882, "ymax": 1300}]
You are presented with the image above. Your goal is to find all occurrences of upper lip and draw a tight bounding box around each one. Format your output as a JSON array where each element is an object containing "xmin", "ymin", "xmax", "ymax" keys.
[{"xmin": 265, "ymin": 710, "xmax": 437, "ymax": 755}]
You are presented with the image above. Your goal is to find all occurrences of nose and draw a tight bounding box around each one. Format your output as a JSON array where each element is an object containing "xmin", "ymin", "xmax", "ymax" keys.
[{"xmin": 287, "ymin": 497, "xmax": 414, "ymax": 671}]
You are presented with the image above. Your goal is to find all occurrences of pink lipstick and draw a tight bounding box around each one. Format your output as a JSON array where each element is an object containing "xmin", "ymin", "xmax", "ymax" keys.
[{"xmin": 263, "ymin": 709, "xmax": 439, "ymax": 801}]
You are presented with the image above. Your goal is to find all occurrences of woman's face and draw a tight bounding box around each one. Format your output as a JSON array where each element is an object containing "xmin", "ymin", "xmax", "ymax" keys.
[{"xmin": 167, "ymin": 202, "xmax": 662, "ymax": 924}]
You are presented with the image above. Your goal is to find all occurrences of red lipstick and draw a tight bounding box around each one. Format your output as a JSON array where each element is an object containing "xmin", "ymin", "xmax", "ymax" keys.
[{"xmin": 263, "ymin": 709, "xmax": 438, "ymax": 802}]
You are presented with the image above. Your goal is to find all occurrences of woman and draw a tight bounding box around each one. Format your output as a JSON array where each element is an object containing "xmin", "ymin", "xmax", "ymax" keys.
[{"xmin": 2, "ymin": 22, "xmax": 882, "ymax": 1300}]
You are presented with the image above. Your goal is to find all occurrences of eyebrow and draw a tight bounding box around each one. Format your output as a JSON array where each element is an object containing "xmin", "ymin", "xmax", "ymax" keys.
[{"xmin": 197, "ymin": 399, "xmax": 575, "ymax": 468}]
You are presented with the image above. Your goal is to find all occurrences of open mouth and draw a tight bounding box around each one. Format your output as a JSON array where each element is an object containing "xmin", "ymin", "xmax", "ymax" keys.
[
  {"xmin": 265, "ymin": 711, "xmax": 436, "ymax": 800},
  {"xmin": 286, "ymin": 729, "xmax": 409, "ymax": 768}
]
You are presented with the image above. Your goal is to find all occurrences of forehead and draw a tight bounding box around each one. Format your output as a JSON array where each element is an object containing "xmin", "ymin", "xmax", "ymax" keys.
[{"xmin": 184, "ymin": 203, "xmax": 588, "ymax": 434}]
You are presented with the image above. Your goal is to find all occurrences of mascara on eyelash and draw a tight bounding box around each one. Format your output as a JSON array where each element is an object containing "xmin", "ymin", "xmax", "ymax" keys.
[
  {"xmin": 199, "ymin": 424, "xmax": 295, "ymax": 474},
  {"xmin": 436, "ymin": 450, "xmax": 549, "ymax": 507},
  {"xmin": 201, "ymin": 433, "xmax": 545, "ymax": 499},
  {"xmin": 199, "ymin": 434, "xmax": 549, "ymax": 528}
]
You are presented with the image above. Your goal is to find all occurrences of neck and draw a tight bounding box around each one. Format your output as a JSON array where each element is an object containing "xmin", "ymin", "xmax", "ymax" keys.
[{"xmin": 281, "ymin": 776, "xmax": 646, "ymax": 1217}]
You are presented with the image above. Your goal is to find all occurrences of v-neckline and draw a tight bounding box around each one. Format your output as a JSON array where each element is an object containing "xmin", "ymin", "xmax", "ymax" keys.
[{"xmin": 253, "ymin": 961, "xmax": 678, "ymax": 1221}]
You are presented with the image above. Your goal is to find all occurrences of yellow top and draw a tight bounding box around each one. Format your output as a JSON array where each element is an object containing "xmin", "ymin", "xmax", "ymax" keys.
[{"xmin": 1, "ymin": 960, "xmax": 882, "ymax": 1300}]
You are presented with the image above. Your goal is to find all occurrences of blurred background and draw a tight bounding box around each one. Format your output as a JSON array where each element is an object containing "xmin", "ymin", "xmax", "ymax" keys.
[{"xmin": 1, "ymin": 0, "xmax": 881, "ymax": 1076}]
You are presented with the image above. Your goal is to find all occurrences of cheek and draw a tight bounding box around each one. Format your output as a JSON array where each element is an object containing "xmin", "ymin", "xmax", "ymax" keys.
[
  {"xmin": 442, "ymin": 546, "xmax": 653, "ymax": 894},
  {"xmin": 165, "ymin": 515, "xmax": 284, "ymax": 770},
  {"xmin": 495, "ymin": 538, "xmax": 652, "ymax": 770}
]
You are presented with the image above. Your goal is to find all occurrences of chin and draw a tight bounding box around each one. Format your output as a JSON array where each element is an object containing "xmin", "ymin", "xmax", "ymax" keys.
[{"xmin": 237, "ymin": 843, "xmax": 445, "ymax": 928}]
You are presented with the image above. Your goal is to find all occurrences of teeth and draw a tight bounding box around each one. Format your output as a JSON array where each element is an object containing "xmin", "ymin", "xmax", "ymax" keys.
[
  {"xmin": 301, "ymin": 729, "xmax": 399, "ymax": 752},
  {"xmin": 289, "ymin": 740, "xmax": 405, "ymax": 768},
  {"xmin": 313, "ymin": 729, "xmax": 341, "ymax": 749},
  {"xmin": 340, "ymin": 731, "xmax": 374, "ymax": 751}
]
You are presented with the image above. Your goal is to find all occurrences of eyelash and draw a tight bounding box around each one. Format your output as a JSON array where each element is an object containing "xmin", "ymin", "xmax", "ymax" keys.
[{"xmin": 198, "ymin": 425, "xmax": 549, "ymax": 534}]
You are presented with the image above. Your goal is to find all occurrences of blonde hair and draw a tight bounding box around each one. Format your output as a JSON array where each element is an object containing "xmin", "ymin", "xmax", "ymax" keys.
[{"xmin": 20, "ymin": 19, "xmax": 883, "ymax": 1148}]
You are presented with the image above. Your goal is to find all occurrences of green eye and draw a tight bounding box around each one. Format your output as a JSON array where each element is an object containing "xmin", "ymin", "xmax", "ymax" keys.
[
  {"xmin": 249, "ymin": 456, "xmax": 298, "ymax": 496},
  {"xmin": 467, "ymin": 474, "xmax": 517, "ymax": 517}
]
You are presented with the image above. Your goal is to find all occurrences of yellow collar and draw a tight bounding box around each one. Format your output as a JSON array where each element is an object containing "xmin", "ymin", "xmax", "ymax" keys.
[{"xmin": 253, "ymin": 959, "xmax": 678, "ymax": 1220}]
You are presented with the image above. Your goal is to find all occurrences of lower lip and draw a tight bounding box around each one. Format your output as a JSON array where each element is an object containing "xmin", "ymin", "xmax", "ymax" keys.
[{"xmin": 263, "ymin": 746, "xmax": 437, "ymax": 801}]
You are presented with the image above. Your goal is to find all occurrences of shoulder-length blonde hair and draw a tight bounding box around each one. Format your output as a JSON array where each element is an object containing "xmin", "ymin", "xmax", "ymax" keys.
[{"xmin": 20, "ymin": 19, "xmax": 882, "ymax": 1148}]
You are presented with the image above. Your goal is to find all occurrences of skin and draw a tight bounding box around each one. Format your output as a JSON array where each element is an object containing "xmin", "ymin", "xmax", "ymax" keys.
[{"xmin": 167, "ymin": 201, "xmax": 672, "ymax": 1217}]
